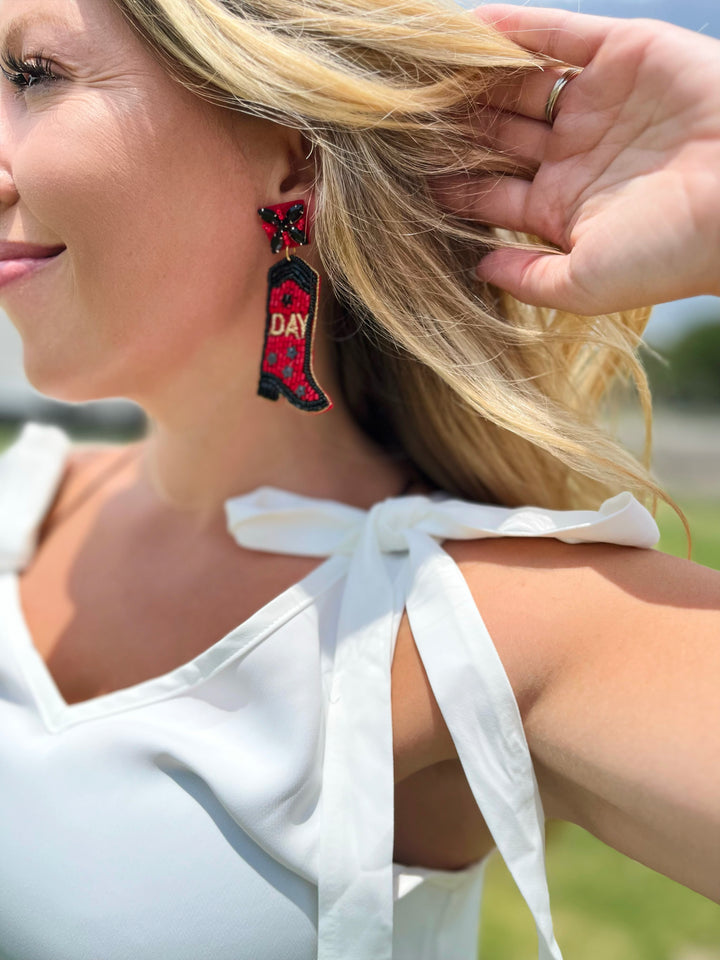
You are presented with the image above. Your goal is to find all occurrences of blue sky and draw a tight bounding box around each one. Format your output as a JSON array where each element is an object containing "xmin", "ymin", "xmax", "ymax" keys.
[
  {"xmin": 464, "ymin": 0, "xmax": 720, "ymax": 346},
  {"xmin": 480, "ymin": 0, "xmax": 718, "ymax": 37}
]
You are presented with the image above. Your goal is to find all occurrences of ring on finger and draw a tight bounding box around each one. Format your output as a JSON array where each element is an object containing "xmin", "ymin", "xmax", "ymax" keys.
[{"xmin": 544, "ymin": 67, "xmax": 582, "ymax": 126}]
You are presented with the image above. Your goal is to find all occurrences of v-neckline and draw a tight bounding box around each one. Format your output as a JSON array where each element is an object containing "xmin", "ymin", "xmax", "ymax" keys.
[{"xmin": 2, "ymin": 554, "xmax": 347, "ymax": 735}]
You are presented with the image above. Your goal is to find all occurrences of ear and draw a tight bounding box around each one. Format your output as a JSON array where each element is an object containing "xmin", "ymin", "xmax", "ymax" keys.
[{"xmin": 277, "ymin": 129, "xmax": 317, "ymax": 203}]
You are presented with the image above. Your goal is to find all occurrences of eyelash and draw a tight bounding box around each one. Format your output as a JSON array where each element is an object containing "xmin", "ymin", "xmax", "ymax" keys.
[{"xmin": 0, "ymin": 51, "xmax": 60, "ymax": 92}]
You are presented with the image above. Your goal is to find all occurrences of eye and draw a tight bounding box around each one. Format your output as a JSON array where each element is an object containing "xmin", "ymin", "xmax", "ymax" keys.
[{"xmin": 0, "ymin": 51, "xmax": 60, "ymax": 92}]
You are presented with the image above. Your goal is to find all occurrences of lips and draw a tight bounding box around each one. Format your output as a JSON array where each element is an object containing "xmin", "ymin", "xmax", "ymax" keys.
[
  {"xmin": 0, "ymin": 241, "xmax": 66, "ymax": 261},
  {"xmin": 0, "ymin": 241, "xmax": 66, "ymax": 293}
]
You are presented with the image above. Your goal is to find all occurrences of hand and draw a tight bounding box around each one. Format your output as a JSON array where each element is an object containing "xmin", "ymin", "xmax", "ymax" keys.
[{"xmin": 444, "ymin": 5, "xmax": 720, "ymax": 314}]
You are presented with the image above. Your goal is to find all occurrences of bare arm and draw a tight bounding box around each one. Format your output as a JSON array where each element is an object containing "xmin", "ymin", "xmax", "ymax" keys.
[{"xmin": 445, "ymin": 537, "xmax": 720, "ymax": 903}]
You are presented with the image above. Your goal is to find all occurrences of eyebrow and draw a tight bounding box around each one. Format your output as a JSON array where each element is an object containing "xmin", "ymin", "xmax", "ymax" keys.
[{"xmin": 0, "ymin": 13, "xmax": 73, "ymax": 50}]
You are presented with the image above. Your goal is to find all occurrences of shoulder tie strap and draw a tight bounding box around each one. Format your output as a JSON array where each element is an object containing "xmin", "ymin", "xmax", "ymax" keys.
[
  {"xmin": 0, "ymin": 423, "xmax": 70, "ymax": 573},
  {"xmin": 225, "ymin": 488, "xmax": 659, "ymax": 960}
]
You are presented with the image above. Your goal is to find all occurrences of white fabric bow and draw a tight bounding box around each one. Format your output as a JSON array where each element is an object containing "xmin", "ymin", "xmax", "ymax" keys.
[{"xmin": 226, "ymin": 488, "xmax": 659, "ymax": 960}]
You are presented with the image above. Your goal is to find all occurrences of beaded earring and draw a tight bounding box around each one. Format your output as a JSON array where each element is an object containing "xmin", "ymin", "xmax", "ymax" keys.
[{"xmin": 256, "ymin": 200, "xmax": 332, "ymax": 412}]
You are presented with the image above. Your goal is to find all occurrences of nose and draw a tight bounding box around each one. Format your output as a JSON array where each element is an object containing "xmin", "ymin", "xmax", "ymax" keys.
[
  {"xmin": 0, "ymin": 113, "xmax": 19, "ymax": 209},
  {"xmin": 0, "ymin": 165, "xmax": 19, "ymax": 208}
]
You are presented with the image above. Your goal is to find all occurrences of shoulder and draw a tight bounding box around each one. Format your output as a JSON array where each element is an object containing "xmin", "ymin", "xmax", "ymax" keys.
[
  {"xmin": 0, "ymin": 423, "xmax": 111, "ymax": 493},
  {"xmin": 443, "ymin": 532, "xmax": 712, "ymax": 632},
  {"xmin": 0, "ymin": 424, "xmax": 83, "ymax": 536},
  {"xmin": 33, "ymin": 435, "xmax": 141, "ymax": 547},
  {"xmin": 393, "ymin": 534, "xmax": 653, "ymax": 781},
  {"xmin": 441, "ymin": 534, "xmax": 720, "ymax": 824},
  {"xmin": 441, "ymin": 534, "xmax": 710, "ymax": 705}
]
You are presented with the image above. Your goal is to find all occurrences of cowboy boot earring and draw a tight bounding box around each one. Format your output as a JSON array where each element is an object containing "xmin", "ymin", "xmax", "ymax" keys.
[{"xmin": 256, "ymin": 200, "xmax": 333, "ymax": 412}]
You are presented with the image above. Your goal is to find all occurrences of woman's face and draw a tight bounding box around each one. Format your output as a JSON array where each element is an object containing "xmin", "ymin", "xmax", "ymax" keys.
[{"xmin": 0, "ymin": 0, "xmax": 297, "ymax": 402}]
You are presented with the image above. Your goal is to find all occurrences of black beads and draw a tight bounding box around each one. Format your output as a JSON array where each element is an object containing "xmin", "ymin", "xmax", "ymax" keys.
[{"xmin": 258, "ymin": 203, "xmax": 308, "ymax": 254}]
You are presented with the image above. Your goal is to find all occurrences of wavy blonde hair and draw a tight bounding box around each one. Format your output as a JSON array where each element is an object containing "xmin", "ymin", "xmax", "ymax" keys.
[{"xmin": 111, "ymin": 0, "xmax": 680, "ymax": 527}]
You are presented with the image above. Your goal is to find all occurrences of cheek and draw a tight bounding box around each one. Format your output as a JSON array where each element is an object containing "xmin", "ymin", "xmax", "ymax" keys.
[{"xmin": 17, "ymin": 97, "xmax": 265, "ymax": 364}]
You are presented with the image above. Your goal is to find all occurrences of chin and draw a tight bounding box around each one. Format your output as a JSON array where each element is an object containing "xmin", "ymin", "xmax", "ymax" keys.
[{"xmin": 22, "ymin": 353, "xmax": 132, "ymax": 406}]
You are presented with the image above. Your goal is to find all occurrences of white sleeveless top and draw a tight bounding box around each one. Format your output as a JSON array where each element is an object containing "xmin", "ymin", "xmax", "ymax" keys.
[{"xmin": 0, "ymin": 423, "xmax": 660, "ymax": 960}]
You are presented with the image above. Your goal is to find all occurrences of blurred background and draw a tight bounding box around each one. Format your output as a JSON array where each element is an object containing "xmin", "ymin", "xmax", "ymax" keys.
[{"xmin": 0, "ymin": 0, "xmax": 718, "ymax": 956}]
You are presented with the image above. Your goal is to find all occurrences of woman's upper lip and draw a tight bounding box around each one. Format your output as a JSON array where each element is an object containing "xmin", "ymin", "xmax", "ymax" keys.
[{"xmin": 0, "ymin": 241, "xmax": 65, "ymax": 261}]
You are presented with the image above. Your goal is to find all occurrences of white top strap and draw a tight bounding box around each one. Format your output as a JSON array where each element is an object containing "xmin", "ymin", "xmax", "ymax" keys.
[
  {"xmin": 0, "ymin": 423, "xmax": 70, "ymax": 573},
  {"xmin": 225, "ymin": 488, "xmax": 659, "ymax": 960},
  {"xmin": 405, "ymin": 529, "xmax": 560, "ymax": 957}
]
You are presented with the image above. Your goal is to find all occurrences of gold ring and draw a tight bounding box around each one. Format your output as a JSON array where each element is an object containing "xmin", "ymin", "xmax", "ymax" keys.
[{"xmin": 544, "ymin": 67, "xmax": 582, "ymax": 126}]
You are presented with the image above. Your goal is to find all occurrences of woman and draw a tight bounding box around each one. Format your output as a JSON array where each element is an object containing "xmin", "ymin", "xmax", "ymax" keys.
[{"xmin": 0, "ymin": 0, "xmax": 717, "ymax": 957}]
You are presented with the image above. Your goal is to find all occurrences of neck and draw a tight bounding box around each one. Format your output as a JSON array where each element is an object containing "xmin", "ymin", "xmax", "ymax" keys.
[
  {"xmin": 134, "ymin": 366, "xmax": 411, "ymax": 530},
  {"xmin": 114, "ymin": 273, "xmax": 416, "ymax": 528}
]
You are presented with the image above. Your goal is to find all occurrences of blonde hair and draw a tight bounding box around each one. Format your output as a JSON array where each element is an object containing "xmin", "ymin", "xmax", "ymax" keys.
[{"xmin": 111, "ymin": 0, "xmax": 680, "ymax": 524}]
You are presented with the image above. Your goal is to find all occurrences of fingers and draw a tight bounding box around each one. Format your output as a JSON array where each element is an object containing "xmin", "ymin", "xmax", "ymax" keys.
[
  {"xmin": 472, "ymin": 107, "xmax": 550, "ymax": 164},
  {"xmin": 433, "ymin": 174, "xmax": 533, "ymax": 233},
  {"xmin": 473, "ymin": 3, "xmax": 617, "ymax": 66},
  {"xmin": 432, "ymin": 107, "xmax": 551, "ymax": 227},
  {"xmin": 475, "ymin": 249, "xmax": 581, "ymax": 312},
  {"xmin": 465, "ymin": 176, "xmax": 533, "ymax": 233},
  {"xmin": 433, "ymin": 173, "xmax": 561, "ymax": 247},
  {"xmin": 493, "ymin": 111, "xmax": 550, "ymax": 162},
  {"xmin": 479, "ymin": 66, "xmax": 580, "ymax": 123}
]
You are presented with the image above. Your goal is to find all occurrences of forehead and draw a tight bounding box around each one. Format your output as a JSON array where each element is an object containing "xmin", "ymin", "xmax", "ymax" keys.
[{"xmin": 0, "ymin": 0, "xmax": 124, "ymax": 46}]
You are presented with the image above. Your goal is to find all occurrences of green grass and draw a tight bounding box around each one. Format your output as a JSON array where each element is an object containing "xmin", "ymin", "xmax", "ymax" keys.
[
  {"xmin": 478, "ymin": 497, "xmax": 720, "ymax": 959},
  {"xmin": 479, "ymin": 824, "xmax": 720, "ymax": 960},
  {"xmin": 0, "ymin": 424, "xmax": 18, "ymax": 452},
  {"xmin": 0, "ymin": 418, "xmax": 145, "ymax": 450},
  {"xmin": 657, "ymin": 499, "xmax": 720, "ymax": 569}
]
